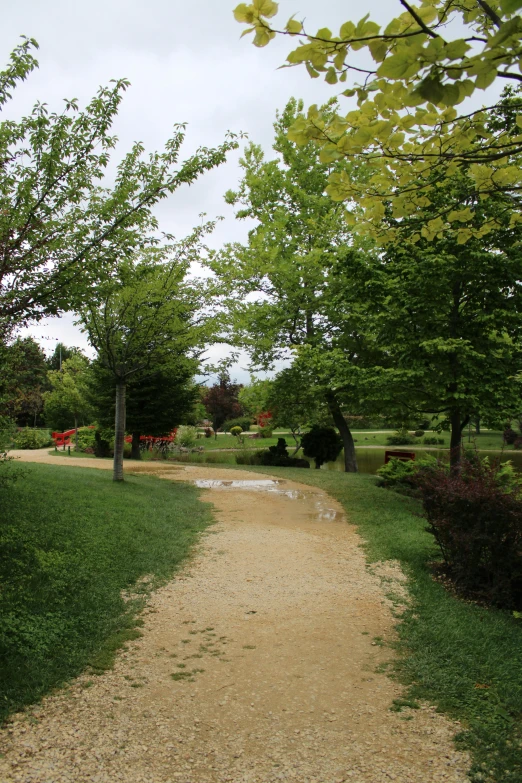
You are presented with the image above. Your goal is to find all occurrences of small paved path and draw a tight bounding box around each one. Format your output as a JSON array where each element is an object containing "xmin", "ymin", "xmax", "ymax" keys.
[{"xmin": 0, "ymin": 452, "xmax": 469, "ymax": 782}]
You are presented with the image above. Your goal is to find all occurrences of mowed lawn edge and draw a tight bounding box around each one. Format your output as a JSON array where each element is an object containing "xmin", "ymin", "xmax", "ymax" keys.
[
  {"xmin": 225, "ymin": 464, "xmax": 522, "ymax": 783},
  {"xmin": 0, "ymin": 463, "xmax": 214, "ymax": 723}
]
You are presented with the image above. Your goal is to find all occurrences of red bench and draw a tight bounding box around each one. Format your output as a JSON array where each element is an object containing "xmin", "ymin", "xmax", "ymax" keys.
[{"xmin": 384, "ymin": 450, "xmax": 416, "ymax": 464}]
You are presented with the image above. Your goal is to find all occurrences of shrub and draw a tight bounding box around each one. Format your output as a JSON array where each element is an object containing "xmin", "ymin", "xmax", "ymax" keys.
[
  {"xmin": 377, "ymin": 454, "xmax": 440, "ymax": 490},
  {"xmin": 414, "ymin": 429, "xmax": 425, "ymax": 437},
  {"xmin": 385, "ymin": 429, "xmax": 416, "ymax": 446},
  {"xmin": 222, "ymin": 417, "xmax": 251, "ymax": 433},
  {"xmin": 514, "ymin": 437, "xmax": 522, "ymax": 450},
  {"xmin": 204, "ymin": 427, "xmax": 213, "ymax": 438},
  {"xmin": 13, "ymin": 429, "xmax": 53, "ymax": 450},
  {"xmin": 423, "ymin": 436, "xmax": 445, "ymax": 445},
  {"xmin": 241, "ymin": 439, "xmax": 309, "ymax": 468},
  {"xmin": 259, "ymin": 427, "xmax": 273, "ymax": 438},
  {"xmin": 75, "ymin": 427, "xmax": 96, "ymax": 453},
  {"xmin": 415, "ymin": 457, "xmax": 522, "ymax": 609},
  {"xmin": 230, "ymin": 426, "xmax": 243, "ymax": 437},
  {"xmin": 175, "ymin": 426, "xmax": 198, "ymax": 449},
  {"xmin": 94, "ymin": 428, "xmax": 113, "ymax": 458},
  {"xmin": 301, "ymin": 426, "xmax": 343, "ymax": 469},
  {"xmin": 504, "ymin": 427, "xmax": 519, "ymax": 445}
]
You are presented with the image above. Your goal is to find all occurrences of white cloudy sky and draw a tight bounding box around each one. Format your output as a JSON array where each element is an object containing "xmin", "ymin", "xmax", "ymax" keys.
[{"xmin": 4, "ymin": 0, "xmax": 500, "ymax": 383}]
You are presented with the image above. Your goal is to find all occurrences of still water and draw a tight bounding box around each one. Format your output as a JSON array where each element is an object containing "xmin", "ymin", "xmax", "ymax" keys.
[
  {"xmin": 166, "ymin": 447, "xmax": 522, "ymax": 475},
  {"xmin": 322, "ymin": 448, "xmax": 522, "ymax": 474}
]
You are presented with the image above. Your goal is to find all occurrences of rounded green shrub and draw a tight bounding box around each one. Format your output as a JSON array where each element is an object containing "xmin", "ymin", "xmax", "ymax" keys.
[{"xmin": 13, "ymin": 429, "xmax": 53, "ymax": 450}]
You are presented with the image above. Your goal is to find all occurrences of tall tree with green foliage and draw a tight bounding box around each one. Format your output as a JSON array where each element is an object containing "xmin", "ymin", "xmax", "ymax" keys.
[
  {"xmin": 0, "ymin": 38, "xmax": 238, "ymax": 338},
  {"xmin": 44, "ymin": 354, "xmax": 93, "ymax": 443},
  {"xmin": 266, "ymin": 364, "xmax": 327, "ymax": 453},
  {"xmin": 89, "ymin": 356, "xmax": 199, "ymax": 459},
  {"xmin": 315, "ymin": 160, "xmax": 522, "ymax": 468},
  {"xmin": 80, "ymin": 232, "xmax": 213, "ymax": 481},
  {"xmin": 233, "ymin": 1, "xmax": 522, "ymax": 241},
  {"xmin": 238, "ymin": 377, "xmax": 273, "ymax": 421},
  {"xmin": 0, "ymin": 337, "xmax": 48, "ymax": 426},
  {"xmin": 209, "ymin": 98, "xmax": 378, "ymax": 471}
]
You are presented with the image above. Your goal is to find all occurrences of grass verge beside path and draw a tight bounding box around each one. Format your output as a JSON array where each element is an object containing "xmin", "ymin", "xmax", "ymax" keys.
[
  {"xmin": 229, "ymin": 464, "xmax": 522, "ymax": 783},
  {"xmin": 0, "ymin": 463, "xmax": 213, "ymax": 723}
]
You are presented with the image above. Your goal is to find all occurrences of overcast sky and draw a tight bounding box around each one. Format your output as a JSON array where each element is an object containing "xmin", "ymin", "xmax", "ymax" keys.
[{"xmin": 4, "ymin": 0, "xmax": 499, "ymax": 383}]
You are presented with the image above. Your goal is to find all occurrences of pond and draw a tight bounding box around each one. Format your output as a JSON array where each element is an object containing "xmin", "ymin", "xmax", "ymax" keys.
[{"xmin": 321, "ymin": 447, "xmax": 522, "ymax": 474}]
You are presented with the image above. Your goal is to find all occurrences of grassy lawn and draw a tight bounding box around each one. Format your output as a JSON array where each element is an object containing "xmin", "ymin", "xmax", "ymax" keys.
[
  {"xmin": 352, "ymin": 429, "xmax": 510, "ymax": 451},
  {"xmin": 0, "ymin": 463, "xmax": 213, "ymax": 723},
  {"xmin": 227, "ymin": 464, "xmax": 522, "ymax": 783}
]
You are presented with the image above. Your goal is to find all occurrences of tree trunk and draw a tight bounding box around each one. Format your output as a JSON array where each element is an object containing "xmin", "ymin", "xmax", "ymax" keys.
[
  {"xmin": 326, "ymin": 391, "xmax": 358, "ymax": 473},
  {"xmin": 113, "ymin": 382, "xmax": 126, "ymax": 482},
  {"xmin": 131, "ymin": 432, "xmax": 141, "ymax": 460},
  {"xmin": 475, "ymin": 418, "xmax": 480, "ymax": 435},
  {"xmin": 315, "ymin": 459, "xmax": 321, "ymax": 469},
  {"xmin": 449, "ymin": 411, "xmax": 470, "ymax": 471},
  {"xmin": 449, "ymin": 409, "xmax": 462, "ymax": 470},
  {"xmin": 74, "ymin": 414, "xmax": 78, "ymax": 449}
]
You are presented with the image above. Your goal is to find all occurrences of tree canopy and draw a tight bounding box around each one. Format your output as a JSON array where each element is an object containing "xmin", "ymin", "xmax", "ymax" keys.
[
  {"xmin": 0, "ymin": 38, "xmax": 239, "ymax": 337},
  {"xmin": 234, "ymin": 1, "xmax": 522, "ymax": 242}
]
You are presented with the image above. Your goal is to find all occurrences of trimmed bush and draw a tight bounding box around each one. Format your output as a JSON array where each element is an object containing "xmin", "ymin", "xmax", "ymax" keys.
[
  {"xmin": 230, "ymin": 426, "xmax": 243, "ymax": 437},
  {"xmin": 222, "ymin": 417, "xmax": 251, "ymax": 433},
  {"xmin": 259, "ymin": 427, "xmax": 273, "ymax": 438},
  {"xmin": 386, "ymin": 429, "xmax": 416, "ymax": 446},
  {"xmin": 414, "ymin": 430, "xmax": 425, "ymax": 437},
  {"xmin": 423, "ymin": 436, "xmax": 445, "ymax": 445},
  {"xmin": 504, "ymin": 427, "xmax": 519, "ymax": 445},
  {"xmin": 13, "ymin": 429, "xmax": 53, "ymax": 450},
  {"xmin": 416, "ymin": 457, "xmax": 522, "ymax": 609},
  {"xmin": 302, "ymin": 426, "xmax": 343, "ymax": 469}
]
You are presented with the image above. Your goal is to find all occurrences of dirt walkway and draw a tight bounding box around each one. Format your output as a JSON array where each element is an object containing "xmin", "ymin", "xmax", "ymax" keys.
[{"xmin": 0, "ymin": 452, "xmax": 470, "ymax": 782}]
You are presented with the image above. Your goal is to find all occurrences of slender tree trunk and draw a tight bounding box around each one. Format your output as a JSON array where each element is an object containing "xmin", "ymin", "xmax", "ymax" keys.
[
  {"xmin": 113, "ymin": 382, "xmax": 126, "ymax": 482},
  {"xmin": 449, "ymin": 410, "xmax": 470, "ymax": 471},
  {"xmin": 315, "ymin": 459, "xmax": 321, "ymax": 470},
  {"xmin": 326, "ymin": 391, "xmax": 358, "ymax": 473},
  {"xmin": 74, "ymin": 414, "xmax": 78, "ymax": 449},
  {"xmin": 131, "ymin": 431, "xmax": 141, "ymax": 460}
]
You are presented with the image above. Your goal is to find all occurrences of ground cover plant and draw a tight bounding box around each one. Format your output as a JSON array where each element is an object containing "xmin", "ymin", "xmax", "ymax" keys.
[
  {"xmin": 0, "ymin": 463, "xmax": 213, "ymax": 722},
  {"xmin": 229, "ymin": 463, "xmax": 522, "ymax": 783}
]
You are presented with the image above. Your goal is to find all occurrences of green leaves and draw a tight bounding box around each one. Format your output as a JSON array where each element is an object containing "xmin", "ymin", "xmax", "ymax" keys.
[
  {"xmin": 500, "ymin": 0, "xmax": 522, "ymax": 13},
  {"xmin": 233, "ymin": 0, "xmax": 522, "ymax": 244}
]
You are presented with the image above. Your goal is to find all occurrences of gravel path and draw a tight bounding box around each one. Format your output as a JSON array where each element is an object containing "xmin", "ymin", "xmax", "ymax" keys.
[{"xmin": 0, "ymin": 452, "xmax": 470, "ymax": 782}]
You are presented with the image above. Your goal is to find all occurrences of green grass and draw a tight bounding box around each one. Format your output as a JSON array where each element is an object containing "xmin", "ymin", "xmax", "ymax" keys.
[
  {"xmin": 0, "ymin": 463, "xmax": 213, "ymax": 723},
  {"xmin": 352, "ymin": 429, "xmax": 510, "ymax": 451},
  {"xmin": 227, "ymin": 464, "xmax": 522, "ymax": 783}
]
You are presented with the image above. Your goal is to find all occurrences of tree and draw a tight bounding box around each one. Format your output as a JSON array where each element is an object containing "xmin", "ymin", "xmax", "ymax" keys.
[
  {"xmin": 47, "ymin": 343, "xmax": 83, "ymax": 372},
  {"xmin": 0, "ymin": 337, "xmax": 48, "ymax": 426},
  {"xmin": 318, "ymin": 159, "xmax": 522, "ymax": 468},
  {"xmin": 0, "ymin": 39, "xmax": 239, "ymax": 337},
  {"xmin": 238, "ymin": 377, "xmax": 273, "ymax": 421},
  {"xmin": 44, "ymin": 354, "xmax": 93, "ymax": 443},
  {"xmin": 89, "ymin": 356, "xmax": 199, "ymax": 459},
  {"xmin": 266, "ymin": 365, "xmax": 327, "ymax": 454},
  {"xmin": 202, "ymin": 372, "xmax": 243, "ymax": 431},
  {"xmin": 209, "ymin": 98, "xmax": 378, "ymax": 471},
  {"xmin": 80, "ymin": 232, "xmax": 213, "ymax": 481},
  {"xmin": 301, "ymin": 425, "xmax": 343, "ymax": 469},
  {"xmin": 233, "ymin": 2, "xmax": 522, "ymax": 240}
]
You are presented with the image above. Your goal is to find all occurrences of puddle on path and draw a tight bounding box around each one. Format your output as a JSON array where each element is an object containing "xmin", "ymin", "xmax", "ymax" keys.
[
  {"xmin": 193, "ymin": 478, "xmax": 342, "ymax": 522},
  {"xmin": 193, "ymin": 479, "xmax": 283, "ymax": 489}
]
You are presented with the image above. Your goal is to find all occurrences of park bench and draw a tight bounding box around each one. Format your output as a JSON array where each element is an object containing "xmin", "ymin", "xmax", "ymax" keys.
[{"xmin": 384, "ymin": 450, "xmax": 415, "ymax": 464}]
